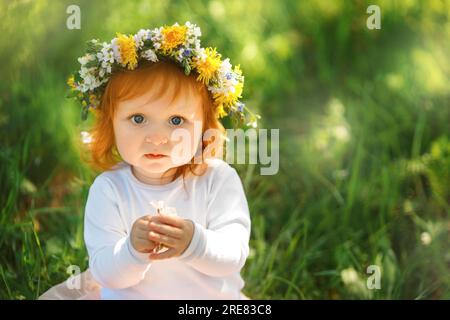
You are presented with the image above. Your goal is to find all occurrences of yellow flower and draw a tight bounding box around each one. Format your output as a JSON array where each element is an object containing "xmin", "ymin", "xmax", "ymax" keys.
[
  {"xmin": 89, "ymin": 107, "xmax": 99, "ymax": 115},
  {"xmin": 161, "ymin": 25, "xmax": 188, "ymax": 54},
  {"xmin": 194, "ymin": 47, "xmax": 221, "ymax": 84},
  {"xmin": 213, "ymin": 81, "xmax": 243, "ymax": 107},
  {"xmin": 233, "ymin": 64, "xmax": 242, "ymax": 76},
  {"xmin": 116, "ymin": 33, "xmax": 138, "ymax": 70},
  {"xmin": 215, "ymin": 104, "xmax": 228, "ymax": 118},
  {"xmin": 67, "ymin": 75, "xmax": 76, "ymax": 90}
]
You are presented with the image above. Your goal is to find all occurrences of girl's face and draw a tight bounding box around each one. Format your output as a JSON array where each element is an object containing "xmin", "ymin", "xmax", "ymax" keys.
[{"xmin": 113, "ymin": 86, "xmax": 204, "ymax": 184}]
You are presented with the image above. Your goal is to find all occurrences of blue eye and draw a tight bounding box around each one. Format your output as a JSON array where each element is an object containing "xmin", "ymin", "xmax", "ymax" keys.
[
  {"xmin": 131, "ymin": 114, "xmax": 145, "ymax": 124},
  {"xmin": 169, "ymin": 116, "xmax": 184, "ymax": 126}
]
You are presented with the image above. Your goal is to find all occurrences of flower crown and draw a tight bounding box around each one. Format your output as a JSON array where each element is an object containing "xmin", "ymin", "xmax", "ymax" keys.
[{"xmin": 67, "ymin": 21, "xmax": 260, "ymax": 127}]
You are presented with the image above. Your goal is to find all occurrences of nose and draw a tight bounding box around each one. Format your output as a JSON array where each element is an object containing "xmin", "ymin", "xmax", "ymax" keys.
[{"xmin": 145, "ymin": 134, "xmax": 168, "ymax": 146}]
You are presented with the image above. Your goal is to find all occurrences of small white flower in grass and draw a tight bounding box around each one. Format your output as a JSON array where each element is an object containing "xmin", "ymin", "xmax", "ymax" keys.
[
  {"xmin": 80, "ymin": 131, "xmax": 92, "ymax": 144},
  {"xmin": 341, "ymin": 267, "xmax": 359, "ymax": 285},
  {"xmin": 421, "ymin": 232, "xmax": 432, "ymax": 245},
  {"xmin": 334, "ymin": 125, "xmax": 350, "ymax": 141},
  {"xmin": 248, "ymin": 247, "xmax": 255, "ymax": 259}
]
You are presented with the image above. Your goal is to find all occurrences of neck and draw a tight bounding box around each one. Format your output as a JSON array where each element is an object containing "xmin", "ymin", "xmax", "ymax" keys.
[{"xmin": 131, "ymin": 166, "xmax": 178, "ymax": 185}]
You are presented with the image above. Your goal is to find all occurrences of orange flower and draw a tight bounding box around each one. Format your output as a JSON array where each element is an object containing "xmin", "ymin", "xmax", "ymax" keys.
[
  {"xmin": 161, "ymin": 25, "xmax": 188, "ymax": 54},
  {"xmin": 116, "ymin": 33, "xmax": 138, "ymax": 70},
  {"xmin": 193, "ymin": 47, "xmax": 221, "ymax": 84}
]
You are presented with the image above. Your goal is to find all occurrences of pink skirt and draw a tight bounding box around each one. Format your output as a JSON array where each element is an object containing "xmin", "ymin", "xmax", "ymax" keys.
[
  {"xmin": 38, "ymin": 269, "xmax": 250, "ymax": 300},
  {"xmin": 39, "ymin": 269, "xmax": 101, "ymax": 300}
]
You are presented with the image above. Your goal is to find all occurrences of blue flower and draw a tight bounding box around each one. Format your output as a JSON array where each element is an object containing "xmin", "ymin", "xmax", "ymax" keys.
[
  {"xmin": 237, "ymin": 102, "xmax": 245, "ymax": 112},
  {"xmin": 183, "ymin": 49, "xmax": 191, "ymax": 57}
]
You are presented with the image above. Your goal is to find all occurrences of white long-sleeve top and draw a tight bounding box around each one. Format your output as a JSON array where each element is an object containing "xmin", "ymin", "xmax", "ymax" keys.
[{"xmin": 83, "ymin": 158, "xmax": 251, "ymax": 299}]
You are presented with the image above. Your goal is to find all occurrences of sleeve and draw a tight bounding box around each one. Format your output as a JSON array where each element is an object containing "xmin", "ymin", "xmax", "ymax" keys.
[
  {"xmin": 178, "ymin": 165, "xmax": 251, "ymax": 277},
  {"xmin": 84, "ymin": 176, "xmax": 152, "ymax": 289}
]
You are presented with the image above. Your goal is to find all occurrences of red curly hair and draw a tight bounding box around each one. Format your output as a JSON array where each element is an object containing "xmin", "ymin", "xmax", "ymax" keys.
[{"xmin": 86, "ymin": 60, "xmax": 225, "ymax": 182}]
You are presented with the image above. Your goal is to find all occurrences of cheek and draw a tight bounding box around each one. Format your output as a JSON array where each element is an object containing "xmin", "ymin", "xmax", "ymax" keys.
[
  {"xmin": 114, "ymin": 123, "xmax": 141, "ymax": 158},
  {"xmin": 170, "ymin": 122, "xmax": 203, "ymax": 156}
]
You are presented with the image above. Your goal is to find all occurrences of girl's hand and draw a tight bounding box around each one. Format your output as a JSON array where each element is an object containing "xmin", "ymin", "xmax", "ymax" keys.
[
  {"xmin": 147, "ymin": 214, "xmax": 194, "ymax": 260},
  {"xmin": 130, "ymin": 215, "xmax": 158, "ymax": 253}
]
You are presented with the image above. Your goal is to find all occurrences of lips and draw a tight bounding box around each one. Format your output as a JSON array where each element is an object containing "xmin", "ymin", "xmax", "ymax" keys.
[{"xmin": 144, "ymin": 153, "xmax": 167, "ymax": 159}]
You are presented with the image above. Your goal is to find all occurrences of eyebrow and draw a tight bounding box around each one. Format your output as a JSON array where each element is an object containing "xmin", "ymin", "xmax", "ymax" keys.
[{"xmin": 124, "ymin": 100, "xmax": 191, "ymax": 113}]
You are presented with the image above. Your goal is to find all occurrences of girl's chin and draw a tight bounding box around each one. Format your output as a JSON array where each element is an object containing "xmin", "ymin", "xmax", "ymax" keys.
[{"xmin": 138, "ymin": 160, "xmax": 174, "ymax": 172}]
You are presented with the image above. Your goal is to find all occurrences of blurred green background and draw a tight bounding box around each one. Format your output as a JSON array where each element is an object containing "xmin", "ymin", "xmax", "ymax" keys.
[{"xmin": 1, "ymin": 0, "xmax": 449, "ymax": 299}]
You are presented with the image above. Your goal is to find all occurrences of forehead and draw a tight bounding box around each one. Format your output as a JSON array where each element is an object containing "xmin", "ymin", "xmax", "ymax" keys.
[{"xmin": 117, "ymin": 82, "xmax": 203, "ymax": 117}]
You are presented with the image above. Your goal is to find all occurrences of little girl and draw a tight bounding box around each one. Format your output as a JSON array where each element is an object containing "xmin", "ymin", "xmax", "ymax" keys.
[{"xmin": 39, "ymin": 22, "xmax": 255, "ymax": 300}]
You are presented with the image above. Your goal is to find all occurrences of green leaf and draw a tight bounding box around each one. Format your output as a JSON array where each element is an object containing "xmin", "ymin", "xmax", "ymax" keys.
[
  {"xmin": 81, "ymin": 106, "xmax": 89, "ymax": 121},
  {"xmin": 86, "ymin": 39, "xmax": 102, "ymax": 54},
  {"xmin": 143, "ymin": 39, "xmax": 153, "ymax": 48},
  {"xmin": 65, "ymin": 90, "xmax": 78, "ymax": 99},
  {"xmin": 183, "ymin": 61, "xmax": 191, "ymax": 75},
  {"xmin": 74, "ymin": 72, "xmax": 82, "ymax": 83},
  {"xmin": 84, "ymin": 60, "xmax": 98, "ymax": 69}
]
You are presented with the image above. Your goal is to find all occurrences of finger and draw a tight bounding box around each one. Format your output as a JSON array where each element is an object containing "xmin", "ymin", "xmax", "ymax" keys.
[
  {"xmin": 149, "ymin": 248, "xmax": 177, "ymax": 260},
  {"xmin": 133, "ymin": 238, "xmax": 155, "ymax": 252},
  {"xmin": 136, "ymin": 233, "xmax": 154, "ymax": 242},
  {"xmin": 136, "ymin": 219, "xmax": 151, "ymax": 230},
  {"xmin": 148, "ymin": 221, "xmax": 183, "ymax": 239},
  {"xmin": 134, "ymin": 227, "xmax": 153, "ymax": 239},
  {"xmin": 151, "ymin": 214, "xmax": 184, "ymax": 228},
  {"xmin": 142, "ymin": 215, "xmax": 153, "ymax": 222},
  {"xmin": 147, "ymin": 231, "xmax": 177, "ymax": 247}
]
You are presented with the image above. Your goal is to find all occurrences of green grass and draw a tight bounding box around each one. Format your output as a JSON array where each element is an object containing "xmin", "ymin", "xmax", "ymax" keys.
[{"xmin": 1, "ymin": 0, "xmax": 449, "ymax": 299}]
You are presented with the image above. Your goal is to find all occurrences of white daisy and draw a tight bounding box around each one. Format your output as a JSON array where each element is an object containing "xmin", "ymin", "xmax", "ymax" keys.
[
  {"xmin": 78, "ymin": 53, "xmax": 95, "ymax": 66},
  {"xmin": 97, "ymin": 43, "xmax": 114, "ymax": 64},
  {"xmin": 134, "ymin": 29, "xmax": 151, "ymax": 49},
  {"xmin": 110, "ymin": 38, "xmax": 122, "ymax": 64},
  {"xmin": 142, "ymin": 49, "xmax": 158, "ymax": 62}
]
